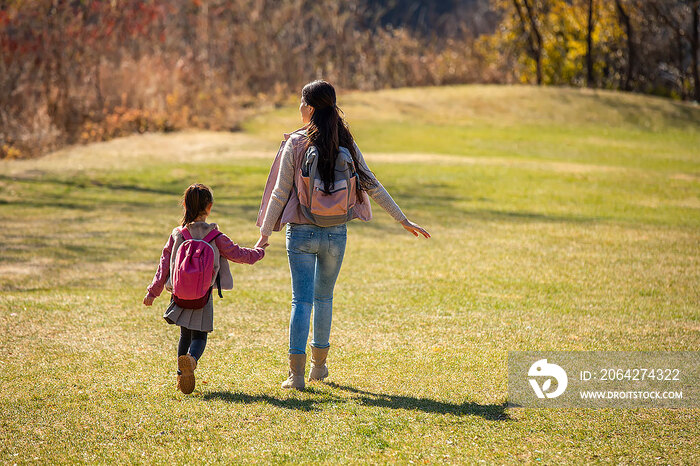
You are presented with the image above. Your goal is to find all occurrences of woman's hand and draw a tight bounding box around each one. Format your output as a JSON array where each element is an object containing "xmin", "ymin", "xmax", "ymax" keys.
[
  {"xmin": 401, "ymin": 219, "xmax": 431, "ymax": 238},
  {"xmin": 143, "ymin": 293, "xmax": 155, "ymax": 306},
  {"xmin": 255, "ymin": 235, "xmax": 270, "ymax": 249}
]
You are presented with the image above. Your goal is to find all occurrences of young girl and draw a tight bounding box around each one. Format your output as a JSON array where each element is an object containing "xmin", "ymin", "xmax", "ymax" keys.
[{"xmin": 143, "ymin": 183, "xmax": 266, "ymax": 394}]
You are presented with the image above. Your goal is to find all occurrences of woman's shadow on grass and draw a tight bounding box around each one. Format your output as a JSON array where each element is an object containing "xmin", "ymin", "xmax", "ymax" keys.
[{"xmin": 202, "ymin": 382, "xmax": 509, "ymax": 421}]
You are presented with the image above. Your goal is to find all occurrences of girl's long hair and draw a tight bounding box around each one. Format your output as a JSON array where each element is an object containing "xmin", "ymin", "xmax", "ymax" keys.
[
  {"xmin": 302, "ymin": 80, "xmax": 375, "ymax": 201},
  {"xmin": 181, "ymin": 183, "xmax": 213, "ymax": 226}
]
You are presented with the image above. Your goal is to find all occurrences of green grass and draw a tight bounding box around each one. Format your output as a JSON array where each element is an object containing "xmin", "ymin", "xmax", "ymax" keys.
[{"xmin": 1, "ymin": 85, "xmax": 699, "ymax": 463}]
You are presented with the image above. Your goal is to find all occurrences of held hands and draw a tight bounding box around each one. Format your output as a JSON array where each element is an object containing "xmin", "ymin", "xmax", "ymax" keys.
[
  {"xmin": 143, "ymin": 293, "xmax": 155, "ymax": 306},
  {"xmin": 255, "ymin": 235, "xmax": 270, "ymax": 249},
  {"xmin": 401, "ymin": 218, "xmax": 431, "ymax": 238}
]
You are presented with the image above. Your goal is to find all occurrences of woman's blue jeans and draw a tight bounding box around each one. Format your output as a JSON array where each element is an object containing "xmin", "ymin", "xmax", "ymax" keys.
[{"xmin": 286, "ymin": 222, "xmax": 347, "ymax": 354}]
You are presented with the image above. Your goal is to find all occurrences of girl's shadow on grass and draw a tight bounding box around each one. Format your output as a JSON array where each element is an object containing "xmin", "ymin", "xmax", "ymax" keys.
[{"xmin": 202, "ymin": 383, "xmax": 509, "ymax": 421}]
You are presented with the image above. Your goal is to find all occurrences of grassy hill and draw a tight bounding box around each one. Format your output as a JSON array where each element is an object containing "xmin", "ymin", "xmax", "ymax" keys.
[
  {"xmin": 0, "ymin": 85, "xmax": 698, "ymax": 463},
  {"xmin": 246, "ymin": 84, "xmax": 700, "ymax": 169}
]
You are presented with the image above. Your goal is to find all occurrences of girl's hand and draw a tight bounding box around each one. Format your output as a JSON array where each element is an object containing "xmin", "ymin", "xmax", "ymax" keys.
[
  {"xmin": 401, "ymin": 219, "xmax": 431, "ymax": 238},
  {"xmin": 143, "ymin": 293, "xmax": 155, "ymax": 306},
  {"xmin": 255, "ymin": 235, "xmax": 270, "ymax": 249}
]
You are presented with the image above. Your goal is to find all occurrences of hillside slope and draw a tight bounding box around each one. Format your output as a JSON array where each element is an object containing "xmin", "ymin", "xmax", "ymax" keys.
[{"xmin": 244, "ymin": 84, "xmax": 700, "ymax": 171}]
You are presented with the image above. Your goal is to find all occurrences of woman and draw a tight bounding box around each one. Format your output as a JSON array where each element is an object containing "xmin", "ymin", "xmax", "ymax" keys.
[{"xmin": 256, "ymin": 80, "xmax": 430, "ymax": 390}]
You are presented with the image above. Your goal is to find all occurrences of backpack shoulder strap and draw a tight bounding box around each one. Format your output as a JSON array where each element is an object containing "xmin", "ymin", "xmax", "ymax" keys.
[
  {"xmin": 204, "ymin": 229, "xmax": 224, "ymax": 299},
  {"xmin": 215, "ymin": 271, "xmax": 223, "ymax": 299},
  {"xmin": 179, "ymin": 227, "xmax": 193, "ymax": 241},
  {"xmin": 202, "ymin": 228, "xmax": 222, "ymax": 243},
  {"xmin": 308, "ymin": 148, "xmax": 320, "ymax": 202},
  {"xmin": 342, "ymin": 146, "xmax": 357, "ymax": 173}
]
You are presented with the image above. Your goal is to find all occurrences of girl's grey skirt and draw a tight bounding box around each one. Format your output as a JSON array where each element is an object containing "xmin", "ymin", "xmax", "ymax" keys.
[{"xmin": 163, "ymin": 295, "xmax": 213, "ymax": 333}]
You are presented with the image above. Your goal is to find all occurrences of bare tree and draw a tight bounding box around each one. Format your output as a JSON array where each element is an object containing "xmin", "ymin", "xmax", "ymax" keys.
[
  {"xmin": 586, "ymin": 0, "xmax": 595, "ymax": 87},
  {"xmin": 649, "ymin": 0, "xmax": 697, "ymax": 99},
  {"xmin": 692, "ymin": 0, "xmax": 700, "ymax": 101},
  {"xmin": 512, "ymin": 0, "xmax": 544, "ymax": 85},
  {"xmin": 614, "ymin": 0, "xmax": 635, "ymax": 91}
]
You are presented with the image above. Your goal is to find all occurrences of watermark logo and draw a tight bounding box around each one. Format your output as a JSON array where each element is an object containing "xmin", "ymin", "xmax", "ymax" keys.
[
  {"xmin": 509, "ymin": 351, "xmax": 698, "ymax": 408},
  {"xmin": 528, "ymin": 359, "xmax": 568, "ymax": 399}
]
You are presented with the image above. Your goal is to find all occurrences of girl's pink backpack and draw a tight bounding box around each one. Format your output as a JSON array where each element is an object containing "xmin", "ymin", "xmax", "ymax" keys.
[{"xmin": 172, "ymin": 228, "xmax": 222, "ymax": 308}]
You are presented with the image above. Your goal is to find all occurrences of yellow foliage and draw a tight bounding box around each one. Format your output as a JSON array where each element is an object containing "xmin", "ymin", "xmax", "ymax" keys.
[
  {"xmin": 1, "ymin": 144, "xmax": 25, "ymax": 160},
  {"xmin": 483, "ymin": 0, "xmax": 627, "ymax": 86}
]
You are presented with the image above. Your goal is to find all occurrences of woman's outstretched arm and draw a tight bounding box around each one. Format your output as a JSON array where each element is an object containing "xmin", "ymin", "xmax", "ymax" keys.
[{"xmin": 354, "ymin": 142, "xmax": 430, "ymax": 238}]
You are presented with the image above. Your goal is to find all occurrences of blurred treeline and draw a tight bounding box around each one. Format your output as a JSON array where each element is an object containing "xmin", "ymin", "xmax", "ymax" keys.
[{"xmin": 1, "ymin": 0, "xmax": 698, "ymax": 159}]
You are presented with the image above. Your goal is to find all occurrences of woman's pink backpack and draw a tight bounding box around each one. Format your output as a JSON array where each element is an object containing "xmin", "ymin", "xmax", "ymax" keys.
[{"xmin": 172, "ymin": 228, "xmax": 222, "ymax": 309}]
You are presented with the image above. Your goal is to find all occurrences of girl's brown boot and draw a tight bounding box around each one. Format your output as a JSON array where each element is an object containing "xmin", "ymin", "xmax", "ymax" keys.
[{"xmin": 177, "ymin": 354, "xmax": 197, "ymax": 394}]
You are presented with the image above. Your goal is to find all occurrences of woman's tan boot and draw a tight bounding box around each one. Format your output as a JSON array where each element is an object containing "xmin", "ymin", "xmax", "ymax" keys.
[
  {"xmin": 309, "ymin": 345, "xmax": 329, "ymax": 381},
  {"xmin": 281, "ymin": 354, "xmax": 306, "ymax": 390}
]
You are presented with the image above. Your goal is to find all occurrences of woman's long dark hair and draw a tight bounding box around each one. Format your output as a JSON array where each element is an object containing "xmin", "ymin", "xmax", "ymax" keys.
[
  {"xmin": 181, "ymin": 183, "xmax": 213, "ymax": 226},
  {"xmin": 302, "ymin": 80, "xmax": 375, "ymax": 201}
]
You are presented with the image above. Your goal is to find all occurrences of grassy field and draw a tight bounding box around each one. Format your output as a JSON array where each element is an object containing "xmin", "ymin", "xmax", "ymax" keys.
[{"xmin": 1, "ymin": 84, "xmax": 699, "ymax": 463}]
